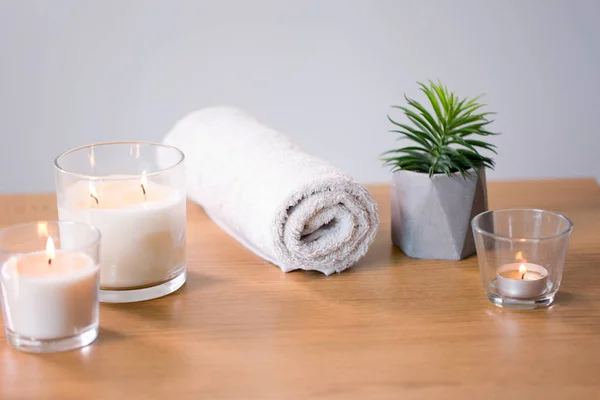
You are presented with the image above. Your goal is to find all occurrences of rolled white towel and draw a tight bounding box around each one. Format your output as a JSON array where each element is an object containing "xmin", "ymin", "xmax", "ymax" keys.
[{"xmin": 162, "ymin": 107, "xmax": 379, "ymax": 275}]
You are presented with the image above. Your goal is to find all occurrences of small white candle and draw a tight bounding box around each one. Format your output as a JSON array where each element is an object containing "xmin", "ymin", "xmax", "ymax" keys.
[
  {"xmin": 0, "ymin": 238, "xmax": 99, "ymax": 340},
  {"xmin": 58, "ymin": 177, "xmax": 186, "ymax": 289},
  {"xmin": 496, "ymin": 262, "xmax": 549, "ymax": 299}
]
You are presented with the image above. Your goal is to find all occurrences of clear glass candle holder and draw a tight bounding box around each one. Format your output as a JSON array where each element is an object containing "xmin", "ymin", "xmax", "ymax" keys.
[
  {"xmin": 0, "ymin": 221, "xmax": 100, "ymax": 353},
  {"xmin": 54, "ymin": 142, "xmax": 186, "ymax": 303},
  {"xmin": 472, "ymin": 209, "xmax": 573, "ymax": 310}
]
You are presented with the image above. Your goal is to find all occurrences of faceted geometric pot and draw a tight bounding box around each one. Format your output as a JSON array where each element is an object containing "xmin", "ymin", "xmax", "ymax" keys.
[{"xmin": 391, "ymin": 168, "xmax": 488, "ymax": 260}]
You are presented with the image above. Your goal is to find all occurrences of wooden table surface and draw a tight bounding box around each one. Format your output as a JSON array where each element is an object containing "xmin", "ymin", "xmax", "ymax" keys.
[{"xmin": 0, "ymin": 179, "xmax": 599, "ymax": 399}]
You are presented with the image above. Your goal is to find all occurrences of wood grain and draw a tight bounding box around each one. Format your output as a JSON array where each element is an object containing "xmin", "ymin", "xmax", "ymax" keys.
[{"xmin": 0, "ymin": 179, "xmax": 599, "ymax": 399}]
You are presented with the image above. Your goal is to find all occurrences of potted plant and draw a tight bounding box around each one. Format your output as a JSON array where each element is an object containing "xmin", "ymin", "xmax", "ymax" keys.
[{"xmin": 382, "ymin": 81, "xmax": 499, "ymax": 260}]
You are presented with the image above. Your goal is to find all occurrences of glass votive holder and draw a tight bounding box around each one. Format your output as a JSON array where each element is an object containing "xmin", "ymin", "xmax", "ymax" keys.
[
  {"xmin": 472, "ymin": 208, "xmax": 574, "ymax": 310},
  {"xmin": 0, "ymin": 221, "xmax": 100, "ymax": 353},
  {"xmin": 54, "ymin": 141, "xmax": 186, "ymax": 303}
]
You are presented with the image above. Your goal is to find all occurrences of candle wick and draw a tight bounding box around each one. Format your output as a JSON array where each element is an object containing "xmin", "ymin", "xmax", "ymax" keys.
[
  {"xmin": 521, "ymin": 272, "xmax": 526, "ymax": 280},
  {"xmin": 90, "ymin": 193, "xmax": 99, "ymax": 204},
  {"xmin": 141, "ymin": 184, "xmax": 146, "ymax": 196},
  {"xmin": 48, "ymin": 258, "xmax": 52, "ymax": 266}
]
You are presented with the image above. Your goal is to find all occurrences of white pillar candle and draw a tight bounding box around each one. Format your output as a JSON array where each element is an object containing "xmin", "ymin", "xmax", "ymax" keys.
[
  {"xmin": 0, "ymin": 243, "xmax": 99, "ymax": 340},
  {"xmin": 496, "ymin": 263, "xmax": 549, "ymax": 299},
  {"xmin": 57, "ymin": 178, "xmax": 186, "ymax": 289}
]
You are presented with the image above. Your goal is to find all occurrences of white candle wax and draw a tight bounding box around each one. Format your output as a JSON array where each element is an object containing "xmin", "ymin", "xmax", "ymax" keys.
[
  {"xmin": 496, "ymin": 263, "xmax": 549, "ymax": 299},
  {"xmin": 58, "ymin": 179, "xmax": 186, "ymax": 289},
  {"xmin": 0, "ymin": 251, "xmax": 99, "ymax": 339}
]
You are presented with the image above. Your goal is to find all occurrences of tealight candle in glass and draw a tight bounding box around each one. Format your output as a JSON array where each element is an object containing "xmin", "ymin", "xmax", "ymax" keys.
[
  {"xmin": 472, "ymin": 209, "xmax": 573, "ymax": 309},
  {"xmin": 0, "ymin": 221, "xmax": 100, "ymax": 353},
  {"xmin": 54, "ymin": 142, "xmax": 186, "ymax": 303}
]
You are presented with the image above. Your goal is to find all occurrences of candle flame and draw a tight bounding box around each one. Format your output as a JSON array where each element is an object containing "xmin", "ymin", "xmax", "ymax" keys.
[
  {"xmin": 140, "ymin": 170, "xmax": 147, "ymax": 198},
  {"xmin": 37, "ymin": 221, "xmax": 48, "ymax": 237},
  {"xmin": 89, "ymin": 148, "xmax": 96, "ymax": 169},
  {"xmin": 46, "ymin": 236, "xmax": 55, "ymax": 265},
  {"xmin": 519, "ymin": 263, "xmax": 527, "ymax": 280},
  {"xmin": 89, "ymin": 181, "xmax": 99, "ymax": 204}
]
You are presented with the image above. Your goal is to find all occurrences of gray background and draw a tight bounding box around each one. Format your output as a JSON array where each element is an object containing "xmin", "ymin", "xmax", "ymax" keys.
[{"xmin": 1, "ymin": 0, "xmax": 599, "ymax": 193}]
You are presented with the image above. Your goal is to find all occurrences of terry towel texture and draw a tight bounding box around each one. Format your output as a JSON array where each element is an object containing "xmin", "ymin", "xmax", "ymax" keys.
[{"xmin": 162, "ymin": 107, "xmax": 379, "ymax": 275}]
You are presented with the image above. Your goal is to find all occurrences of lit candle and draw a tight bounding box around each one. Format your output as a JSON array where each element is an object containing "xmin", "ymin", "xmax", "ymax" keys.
[
  {"xmin": 0, "ymin": 229, "xmax": 99, "ymax": 341},
  {"xmin": 58, "ymin": 175, "xmax": 186, "ymax": 291},
  {"xmin": 89, "ymin": 181, "xmax": 99, "ymax": 205},
  {"xmin": 496, "ymin": 259, "xmax": 549, "ymax": 299},
  {"xmin": 140, "ymin": 170, "xmax": 148, "ymax": 200}
]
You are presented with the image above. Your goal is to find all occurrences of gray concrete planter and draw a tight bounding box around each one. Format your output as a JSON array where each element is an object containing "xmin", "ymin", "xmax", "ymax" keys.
[{"xmin": 391, "ymin": 168, "xmax": 488, "ymax": 260}]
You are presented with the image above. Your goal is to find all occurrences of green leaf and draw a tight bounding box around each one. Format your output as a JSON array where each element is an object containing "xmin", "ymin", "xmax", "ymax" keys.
[
  {"xmin": 419, "ymin": 82, "xmax": 445, "ymax": 127},
  {"xmin": 404, "ymin": 98, "xmax": 442, "ymax": 138},
  {"xmin": 392, "ymin": 105, "xmax": 440, "ymax": 143},
  {"xmin": 382, "ymin": 154, "xmax": 432, "ymax": 173},
  {"xmin": 453, "ymin": 102, "xmax": 487, "ymax": 121},
  {"xmin": 465, "ymin": 94, "xmax": 484, "ymax": 108},
  {"xmin": 395, "ymin": 132, "xmax": 434, "ymax": 149},
  {"xmin": 448, "ymin": 113, "xmax": 493, "ymax": 131},
  {"xmin": 448, "ymin": 91, "xmax": 456, "ymax": 115},
  {"xmin": 448, "ymin": 121, "xmax": 493, "ymax": 135},
  {"xmin": 400, "ymin": 149, "xmax": 433, "ymax": 161},
  {"xmin": 381, "ymin": 146, "xmax": 429, "ymax": 155},
  {"xmin": 388, "ymin": 122, "xmax": 436, "ymax": 145},
  {"xmin": 464, "ymin": 139, "xmax": 498, "ymax": 154},
  {"xmin": 448, "ymin": 97, "xmax": 466, "ymax": 123},
  {"xmin": 388, "ymin": 122, "xmax": 435, "ymax": 149},
  {"xmin": 430, "ymin": 81, "xmax": 450, "ymax": 119},
  {"xmin": 444, "ymin": 147, "xmax": 477, "ymax": 171},
  {"xmin": 405, "ymin": 98, "xmax": 440, "ymax": 127},
  {"xmin": 456, "ymin": 149, "xmax": 494, "ymax": 166},
  {"xmin": 469, "ymin": 128, "xmax": 500, "ymax": 136},
  {"xmin": 447, "ymin": 134, "xmax": 479, "ymax": 153}
]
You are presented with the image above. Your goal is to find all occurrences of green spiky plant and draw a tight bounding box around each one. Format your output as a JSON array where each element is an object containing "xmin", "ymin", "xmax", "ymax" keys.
[{"xmin": 382, "ymin": 81, "xmax": 499, "ymax": 177}]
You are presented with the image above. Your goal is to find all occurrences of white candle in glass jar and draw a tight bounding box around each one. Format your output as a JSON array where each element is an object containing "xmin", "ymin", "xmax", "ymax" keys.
[
  {"xmin": 57, "ymin": 177, "xmax": 186, "ymax": 289},
  {"xmin": 496, "ymin": 263, "xmax": 549, "ymax": 299},
  {"xmin": 0, "ymin": 240, "xmax": 99, "ymax": 339}
]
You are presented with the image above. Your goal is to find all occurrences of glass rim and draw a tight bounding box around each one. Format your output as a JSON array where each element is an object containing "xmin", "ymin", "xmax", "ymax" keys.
[
  {"xmin": 471, "ymin": 208, "xmax": 574, "ymax": 242},
  {"xmin": 0, "ymin": 220, "xmax": 102, "ymax": 252},
  {"xmin": 53, "ymin": 141, "xmax": 185, "ymax": 180}
]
